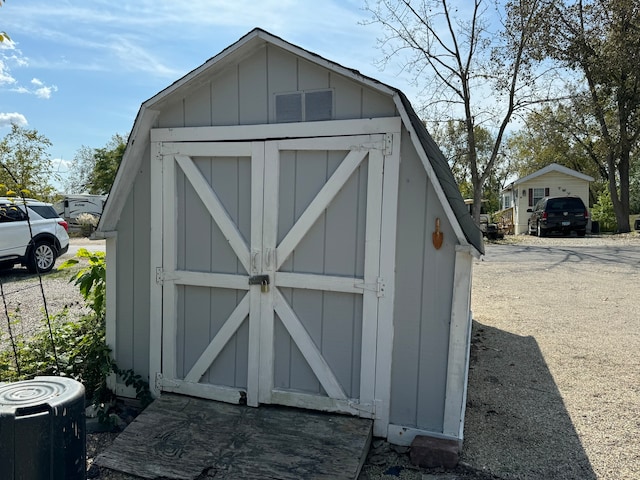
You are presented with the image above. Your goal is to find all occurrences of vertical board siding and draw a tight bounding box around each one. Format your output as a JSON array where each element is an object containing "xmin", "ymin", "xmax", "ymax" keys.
[
  {"xmin": 239, "ymin": 48, "xmax": 269, "ymax": 124},
  {"xmin": 298, "ymin": 58, "xmax": 330, "ymax": 91},
  {"xmin": 389, "ymin": 136, "xmax": 426, "ymax": 426},
  {"xmin": 132, "ymin": 155, "xmax": 152, "ymax": 379},
  {"xmin": 416, "ymin": 184, "xmax": 454, "ymax": 429},
  {"xmin": 115, "ymin": 148, "xmax": 151, "ymax": 381},
  {"xmin": 211, "ymin": 67, "xmax": 240, "ymax": 126},
  {"xmin": 184, "ymin": 83, "xmax": 212, "ymax": 127},
  {"xmin": 116, "ymin": 189, "xmax": 135, "ymax": 372},
  {"xmin": 331, "ymin": 75, "xmax": 365, "ymax": 120},
  {"xmin": 154, "ymin": 44, "xmax": 396, "ymax": 132},
  {"xmin": 390, "ymin": 132, "xmax": 455, "ymax": 432}
]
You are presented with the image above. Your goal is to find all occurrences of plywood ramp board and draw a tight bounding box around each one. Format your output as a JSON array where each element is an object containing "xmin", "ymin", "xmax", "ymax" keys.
[{"xmin": 95, "ymin": 394, "xmax": 372, "ymax": 479}]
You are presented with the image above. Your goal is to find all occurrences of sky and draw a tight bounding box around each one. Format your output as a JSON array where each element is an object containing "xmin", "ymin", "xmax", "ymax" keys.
[{"xmin": 0, "ymin": 0, "xmax": 417, "ymax": 191}]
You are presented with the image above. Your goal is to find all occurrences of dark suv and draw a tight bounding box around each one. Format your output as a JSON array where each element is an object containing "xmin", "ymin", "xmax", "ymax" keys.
[{"xmin": 527, "ymin": 196, "xmax": 589, "ymax": 237}]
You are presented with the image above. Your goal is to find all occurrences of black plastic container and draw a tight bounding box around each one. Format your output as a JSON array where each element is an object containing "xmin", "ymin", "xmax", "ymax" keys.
[{"xmin": 0, "ymin": 376, "xmax": 86, "ymax": 479}]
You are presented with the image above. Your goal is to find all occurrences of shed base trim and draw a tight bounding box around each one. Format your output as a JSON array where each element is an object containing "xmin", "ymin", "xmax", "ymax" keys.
[{"xmin": 386, "ymin": 424, "xmax": 462, "ymax": 448}]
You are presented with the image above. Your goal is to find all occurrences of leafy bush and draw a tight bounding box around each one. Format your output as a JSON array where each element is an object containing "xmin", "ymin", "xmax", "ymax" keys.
[
  {"xmin": 0, "ymin": 248, "xmax": 152, "ymax": 421},
  {"xmin": 591, "ymin": 189, "xmax": 617, "ymax": 232}
]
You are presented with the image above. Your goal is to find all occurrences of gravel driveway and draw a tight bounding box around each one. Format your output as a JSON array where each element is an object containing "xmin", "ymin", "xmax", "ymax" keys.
[
  {"xmin": 461, "ymin": 233, "xmax": 639, "ymax": 480},
  {"xmin": 2, "ymin": 235, "xmax": 638, "ymax": 479}
]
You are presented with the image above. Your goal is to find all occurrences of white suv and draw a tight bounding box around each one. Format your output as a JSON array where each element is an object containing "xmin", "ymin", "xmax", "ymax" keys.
[{"xmin": 0, "ymin": 198, "xmax": 70, "ymax": 273}]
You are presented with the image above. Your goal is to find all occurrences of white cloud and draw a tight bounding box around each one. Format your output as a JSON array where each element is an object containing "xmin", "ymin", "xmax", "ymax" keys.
[
  {"xmin": 7, "ymin": 77, "xmax": 57, "ymax": 98},
  {"xmin": 30, "ymin": 77, "xmax": 57, "ymax": 98},
  {"xmin": 0, "ymin": 112, "xmax": 28, "ymax": 128},
  {"xmin": 34, "ymin": 84, "xmax": 57, "ymax": 99},
  {"xmin": 0, "ymin": 59, "xmax": 16, "ymax": 85}
]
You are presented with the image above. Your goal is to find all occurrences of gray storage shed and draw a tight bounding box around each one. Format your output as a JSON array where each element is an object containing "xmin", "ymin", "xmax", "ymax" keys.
[{"xmin": 96, "ymin": 28, "xmax": 483, "ymax": 447}]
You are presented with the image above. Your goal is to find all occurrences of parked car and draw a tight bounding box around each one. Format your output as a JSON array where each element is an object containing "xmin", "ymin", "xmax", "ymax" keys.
[
  {"xmin": 635, "ymin": 216, "xmax": 640, "ymax": 231},
  {"xmin": 0, "ymin": 197, "xmax": 70, "ymax": 273},
  {"xmin": 527, "ymin": 196, "xmax": 589, "ymax": 237}
]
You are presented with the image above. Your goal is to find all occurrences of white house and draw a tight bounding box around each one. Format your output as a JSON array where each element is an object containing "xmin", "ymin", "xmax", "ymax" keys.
[
  {"xmin": 96, "ymin": 29, "xmax": 483, "ymax": 448},
  {"xmin": 502, "ymin": 163, "xmax": 594, "ymax": 234}
]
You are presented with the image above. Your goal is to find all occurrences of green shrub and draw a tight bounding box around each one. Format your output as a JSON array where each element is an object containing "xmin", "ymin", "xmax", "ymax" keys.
[
  {"xmin": 0, "ymin": 248, "xmax": 152, "ymax": 422},
  {"xmin": 591, "ymin": 189, "xmax": 617, "ymax": 232}
]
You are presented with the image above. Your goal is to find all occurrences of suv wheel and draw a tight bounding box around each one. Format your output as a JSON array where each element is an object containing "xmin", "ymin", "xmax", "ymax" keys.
[
  {"xmin": 537, "ymin": 223, "xmax": 546, "ymax": 237},
  {"xmin": 27, "ymin": 241, "xmax": 57, "ymax": 273}
]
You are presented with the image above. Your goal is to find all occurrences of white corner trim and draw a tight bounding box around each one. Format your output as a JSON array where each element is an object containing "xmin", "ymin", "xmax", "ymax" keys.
[
  {"xmin": 105, "ymin": 235, "xmax": 117, "ymax": 392},
  {"xmin": 443, "ymin": 250, "xmax": 473, "ymax": 439}
]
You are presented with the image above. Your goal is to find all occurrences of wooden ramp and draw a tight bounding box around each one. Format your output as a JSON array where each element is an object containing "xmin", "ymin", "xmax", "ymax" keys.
[{"xmin": 95, "ymin": 394, "xmax": 372, "ymax": 479}]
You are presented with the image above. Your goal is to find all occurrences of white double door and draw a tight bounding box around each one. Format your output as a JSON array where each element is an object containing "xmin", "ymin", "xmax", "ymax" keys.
[{"xmin": 153, "ymin": 120, "xmax": 399, "ymax": 424}]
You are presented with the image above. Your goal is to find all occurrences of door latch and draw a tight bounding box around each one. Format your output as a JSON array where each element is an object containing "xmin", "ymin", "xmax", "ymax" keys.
[{"xmin": 248, "ymin": 274, "xmax": 270, "ymax": 293}]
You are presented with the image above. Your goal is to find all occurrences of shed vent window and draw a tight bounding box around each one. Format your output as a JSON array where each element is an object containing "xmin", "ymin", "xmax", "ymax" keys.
[
  {"xmin": 276, "ymin": 93, "xmax": 303, "ymax": 123},
  {"xmin": 305, "ymin": 90, "xmax": 333, "ymax": 121},
  {"xmin": 275, "ymin": 90, "xmax": 333, "ymax": 123}
]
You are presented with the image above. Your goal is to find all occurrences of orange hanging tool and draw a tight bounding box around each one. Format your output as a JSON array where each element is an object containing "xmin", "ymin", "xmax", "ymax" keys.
[{"xmin": 432, "ymin": 217, "xmax": 443, "ymax": 249}]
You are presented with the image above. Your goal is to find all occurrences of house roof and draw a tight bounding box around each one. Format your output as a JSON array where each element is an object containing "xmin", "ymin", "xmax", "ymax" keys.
[
  {"xmin": 506, "ymin": 163, "xmax": 594, "ymax": 189},
  {"xmin": 97, "ymin": 28, "xmax": 483, "ymax": 256}
]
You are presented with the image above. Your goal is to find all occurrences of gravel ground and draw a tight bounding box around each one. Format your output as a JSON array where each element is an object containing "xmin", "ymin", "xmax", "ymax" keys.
[
  {"xmin": 462, "ymin": 232, "xmax": 640, "ymax": 480},
  {"xmin": 3, "ymin": 234, "xmax": 640, "ymax": 479}
]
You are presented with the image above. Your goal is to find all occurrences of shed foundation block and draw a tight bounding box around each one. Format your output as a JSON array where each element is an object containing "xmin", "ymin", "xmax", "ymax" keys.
[{"xmin": 409, "ymin": 435, "xmax": 460, "ymax": 469}]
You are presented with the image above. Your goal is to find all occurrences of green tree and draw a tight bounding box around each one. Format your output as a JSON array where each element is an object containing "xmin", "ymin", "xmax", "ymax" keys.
[
  {"xmin": 65, "ymin": 134, "xmax": 126, "ymax": 194},
  {"xmin": 0, "ymin": 124, "xmax": 57, "ymax": 198},
  {"xmin": 64, "ymin": 145, "xmax": 96, "ymax": 193},
  {"xmin": 506, "ymin": 103, "xmax": 610, "ymax": 205},
  {"xmin": 433, "ymin": 119, "xmax": 511, "ymax": 211},
  {"xmin": 364, "ymin": 0, "xmax": 553, "ymax": 224},
  {"xmin": 540, "ymin": 0, "xmax": 640, "ymax": 232}
]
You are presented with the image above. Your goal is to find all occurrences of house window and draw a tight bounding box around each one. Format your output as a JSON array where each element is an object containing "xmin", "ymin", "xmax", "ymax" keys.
[
  {"xmin": 275, "ymin": 89, "xmax": 333, "ymax": 123},
  {"xmin": 503, "ymin": 194, "xmax": 512, "ymax": 209},
  {"xmin": 528, "ymin": 187, "xmax": 550, "ymax": 206}
]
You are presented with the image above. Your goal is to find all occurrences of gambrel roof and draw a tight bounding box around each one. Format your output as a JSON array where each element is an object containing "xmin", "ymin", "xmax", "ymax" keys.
[{"xmin": 98, "ymin": 28, "xmax": 483, "ymax": 255}]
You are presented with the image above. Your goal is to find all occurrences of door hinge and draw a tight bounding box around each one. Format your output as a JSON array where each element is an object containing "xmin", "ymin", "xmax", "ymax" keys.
[
  {"xmin": 354, "ymin": 277, "xmax": 385, "ymax": 297},
  {"xmin": 156, "ymin": 267, "xmax": 179, "ymax": 285},
  {"xmin": 348, "ymin": 399, "xmax": 376, "ymax": 415},
  {"xmin": 384, "ymin": 133, "xmax": 393, "ymax": 156},
  {"xmin": 155, "ymin": 372, "xmax": 180, "ymax": 390}
]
